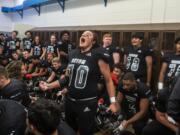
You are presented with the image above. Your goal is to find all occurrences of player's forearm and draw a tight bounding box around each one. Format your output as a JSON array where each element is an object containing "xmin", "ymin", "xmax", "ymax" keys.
[
  {"xmin": 47, "ymin": 72, "xmax": 55, "ymax": 83},
  {"xmin": 113, "ymin": 53, "xmax": 120, "ymax": 64},
  {"xmin": 159, "ymin": 70, "xmax": 165, "ymax": 83},
  {"xmin": 60, "ymin": 51, "xmax": 68, "ymax": 57},
  {"xmin": 146, "ymin": 65, "xmax": 152, "ymax": 84},
  {"xmin": 106, "ymin": 78, "xmax": 116, "ymax": 98},
  {"xmin": 47, "ymin": 80, "xmax": 60, "ymax": 90},
  {"xmin": 157, "ymin": 114, "xmax": 178, "ymax": 132},
  {"xmin": 127, "ymin": 111, "xmax": 146, "ymax": 125}
]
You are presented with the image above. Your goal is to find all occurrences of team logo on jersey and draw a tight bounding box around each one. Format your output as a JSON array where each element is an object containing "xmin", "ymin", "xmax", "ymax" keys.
[
  {"xmin": 86, "ymin": 52, "xmax": 91, "ymax": 56},
  {"xmin": 138, "ymin": 50, "xmax": 142, "ymax": 53},
  {"xmin": 47, "ymin": 46, "xmax": 54, "ymax": 53},
  {"xmin": 9, "ymin": 41, "xmax": 16, "ymax": 49},
  {"xmin": 84, "ymin": 107, "xmax": 91, "ymax": 112},
  {"xmin": 24, "ymin": 40, "xmax": 31, "ymax": 49}
]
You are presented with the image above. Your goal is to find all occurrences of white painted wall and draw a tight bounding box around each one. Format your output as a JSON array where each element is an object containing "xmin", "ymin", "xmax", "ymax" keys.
[
  {"xmin": 11, "ymin": 0, "xmax": 180, "ymax": 28},
  {"xmin": 14, "ymin": 0, "xmax": 25, "ymax": 6},
  {"xmin": 0, "ymin": 0, "xmax": 14, "ymax": 32}
]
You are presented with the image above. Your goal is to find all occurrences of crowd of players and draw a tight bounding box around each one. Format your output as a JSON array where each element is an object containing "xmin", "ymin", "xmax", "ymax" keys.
[{"xmin": 0, "ymin": 30, "xmax": 180, "ymax": 135}]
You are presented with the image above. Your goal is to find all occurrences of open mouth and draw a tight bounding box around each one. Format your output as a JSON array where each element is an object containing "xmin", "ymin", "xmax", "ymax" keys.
[{"xmin": 81, "ymin": 38, "xmax": 85, "ymax": 43}]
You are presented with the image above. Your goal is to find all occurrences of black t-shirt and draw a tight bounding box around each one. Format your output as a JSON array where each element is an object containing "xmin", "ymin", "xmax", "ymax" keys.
[
  {"xmin": 52, "ymin": 66, "xmax": 66, "ymax": 80},
  {"xmin": 31, "ymin": 44, "xmax": 44, "ymax": 58},
  {"xmin": 67, "ymin": 47, "xmax": 110, "ymax": 99},
  {"xmin": 118, "ymin": 82, "xmax": 151, "ymax": 119},
  {"xmin": 102, "ymin": 44, "xmax": 120, "ymax": 67},
  {"xmin": 163, "ymin": 53, "xmax": 180, "ymax": 82},
  {"xmin": 45, "ymin": 42, "xmax": 59, "ymax": 56},
  {"xmin": 156, "ymin": 88, "xmax": 171, "ymax": 113},
  {"xmin": 58, "ymin": 41, "xmax": 76, "ymax": 64},
  {"xmin": 0, "ymin": 40, "xmax": 5, "ymax": 48},
  {"xmin": 22, "ymin": 57, "xmax": 32, "ymax": 65},
  {"xmin": 124, "ymin": 45, "xmax": 153, "ymax": 79},
  {"xmin": 0, "ymin": 79, "xmax": 31, "ymax": 106},
  {"xmin": 23, "ymin": 38, "xmax": 33, "ymax": 52},
  {"xmin": 5, "ymin": 37, "xmax": 21, "ymax": 56},
  {"xmin": 167, "ymin": 77, "xmax": 180, "ymax": 123},
  {"xmin": 38, "ymin": 60, "xmax": 51, "ymax": 68}
]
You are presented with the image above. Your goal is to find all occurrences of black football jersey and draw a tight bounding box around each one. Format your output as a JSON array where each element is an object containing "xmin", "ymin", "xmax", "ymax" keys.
[
  {"xmin": 58, "ymin": 41, "xmax": 76, "ymax": 64},
  {"xmin": 67, "ymin": 48, "xmax": 110, "ymax": 99},
  {"xmin": 23, "ymin": 38, "xmax": 33, "ymax": 52},
  {"xmin": 5, "ymin": 37, "xmax": 21, "ymax": 56},
  {"xmin": 118, "ymin": 82, "xmax": 151, "ymax": 119},
  {"xmin": 103, "ymin": 44, "xmax": 120, "ymax": 66},
  {"xmin": 163, "ymin": 53, "xmax": 180, "ymax": 80},
  {"xmin": 58, "ymin": 41, "xmax": 76, "ymax": 54},
  {"xmin": 124, "ymin": 45, "xmax": 153, "ymax": 79},
  {"xmin": 0, "ymin": 79, "xmax": 31, "ymax": 106}
]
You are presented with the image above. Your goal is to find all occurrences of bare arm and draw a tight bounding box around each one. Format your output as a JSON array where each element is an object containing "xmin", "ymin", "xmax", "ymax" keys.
[
  {"xmin": 98, "ymin": 59, "xmax": 116, "ymax": 98},
  {"xmin": 117, "ymin": 92, "xmax": 124, "ymax": 111},
  {"xmin": 156, "ymin": 111, "xmax": 178, "ymax": 132},
  {"xmin": 47, "ymin": 71, "xmax": 56, "ymax": 83},
  {"xmin": 145, "ymin": 56, "xmax": 153, "ymax": 86},
  {"xmin": 98, "ymin": 59, "xmax": 119, "ymax": 112},
  {"xmin": 123, "ymin": 54, "xmax": 127, "ymax": 65},
  {"xmin": 57, "ymin": 48, "xmax": 60, "ymax": 60},
  {"xmin": 27, "ymin": 63, "xmax": 34, "ymax": 73},
  {"xmin": 31, "ymin": 68, "xmax": 47, "ymax": 77},
  {"xmin": 30, "ymin": 48, "xmax": 33, "ymax": 56},
  {"xmin": 113, "ymin": 52, "xmax": 120, "ymax": 64},
  {"xmin": 40, "ymin": 48, "xmax": 46, "ymax": 60},
  {"xmin": 127, "ymin": 98, "xmax": 149, "ymax": 125},
  {"xmin": 60, "ymin": 51, "xmax": 68, "ymax": 57},
  {"xmin": 40, "ymin": 80, "xmax": 60, "ymax": 90},
  {"xmin": 159, "ymin": 62, "xmax": 168, "ymax": 83}
]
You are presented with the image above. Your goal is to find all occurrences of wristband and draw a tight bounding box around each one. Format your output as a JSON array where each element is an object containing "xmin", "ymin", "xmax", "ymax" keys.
[
  {"xmin": 158, "ymin": 82, "xmax": 163, "ymax": 90},
  {"xmin": 110, "ymin": 97, "xmax": 116, "ymax": 103},
  {"xmin": 119, "ymin": 123, "xmax": 124, "ymax": 131}
]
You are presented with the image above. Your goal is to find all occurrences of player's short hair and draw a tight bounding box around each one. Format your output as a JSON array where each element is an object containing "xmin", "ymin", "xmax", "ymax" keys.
[
  {"xmin": 5, "ymin": 61, "xmax": 22, "ymax": 79},
  {"xmin": 52, "ymin": 57, "xmax": 60, "ymax": 63},
  {"xmin": 123, "ymin": 72, "xmax": 136, "ymax": 81},
  {"xmin": 0, "ymin": 66, "xmax": 9, "ymax": 78},
  {"xmin": 113, "ymin": 64, "xmax": 125, "ymax": 72},
  {"xmin": 12, "ymin": 30, "xmax": 18, "ymax": 35},
  {"xmin": 175, "ymin": 37, "xmax": 180, "ymax": 44},
  {"xmin": 60, "ymin": 30, "xmax": 70, "ymax": 39},
  {"xmin": 131, "ymin": 32, "xmax": 144, "ymax": 40},
  {"xmin": 27, "ymin": 99, "xmax": 61, "ymax": 134},
  {"xmin": 103, "ymin": 33, "xmax": 112, "ymax": 39},
  {"xmin": 25, "ymin": 31, "xmax": 31, "ymax": 35}
]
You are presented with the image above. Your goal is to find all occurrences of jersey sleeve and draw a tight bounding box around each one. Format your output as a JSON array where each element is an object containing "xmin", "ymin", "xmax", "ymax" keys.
[
  {"xmin": 138, "ymin": 83, "xmax": 151, "ymax": 99},
  {"xmin": 144, "ymin": 46, "xmax": 153, "ymax": 57},
  {"xmin": 111, "ymin": 44, "xmax": 120, "ymax": 53},
  {"xmin": 93, "ymin": 48, "xmax": 110, "ymax": 63},
  {"xmin": 162, "ymin": 52, "xmax": 172, "ymax": 63}
]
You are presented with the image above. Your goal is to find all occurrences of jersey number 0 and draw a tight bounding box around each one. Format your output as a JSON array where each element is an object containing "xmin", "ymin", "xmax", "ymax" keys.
[{"xmin": 68, "ymin": 64, "xmax": 89, "ymax": 89}]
